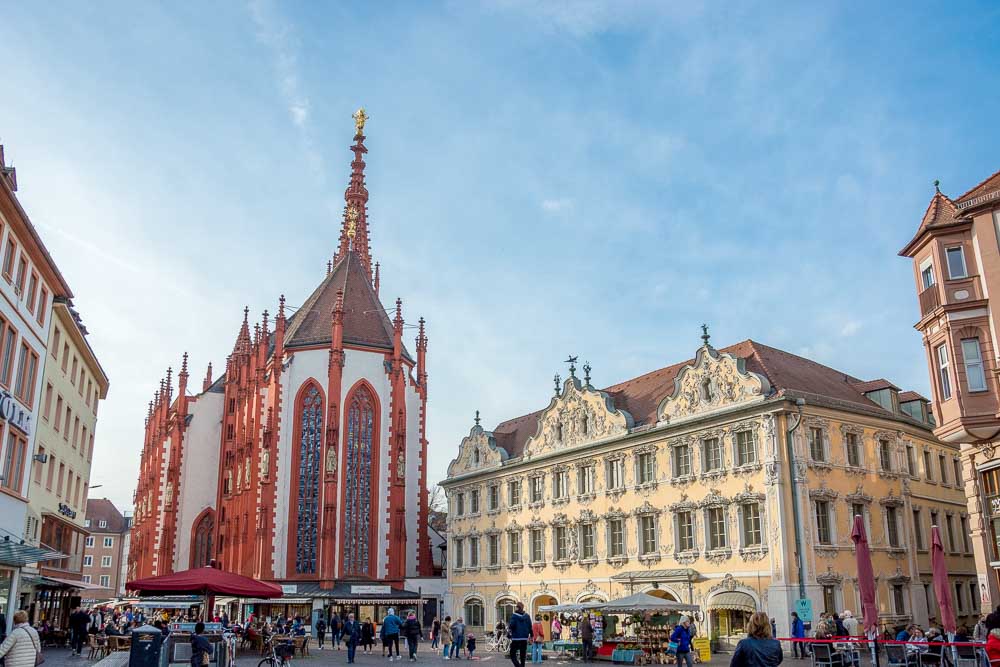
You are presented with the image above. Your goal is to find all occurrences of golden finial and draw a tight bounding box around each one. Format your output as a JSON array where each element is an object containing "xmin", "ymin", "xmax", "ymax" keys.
[
  {"xmin": 346, "ymin": 205, "xmax": 359, "ymax": 241},
  {"xmin": 352, "ymin": 107, "xmax": 369, "ymax": 135}
]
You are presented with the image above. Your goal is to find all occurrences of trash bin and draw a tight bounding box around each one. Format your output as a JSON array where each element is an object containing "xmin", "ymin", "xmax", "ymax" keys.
[{"xmin": 129, "ymin": 625, "xmax": 164, "ymax": 667}]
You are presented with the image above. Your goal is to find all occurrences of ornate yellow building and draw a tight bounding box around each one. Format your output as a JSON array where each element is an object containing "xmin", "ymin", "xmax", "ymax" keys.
[{"xmin": 441, "ymin": 336, "xmax": 977, "ymax": 647}]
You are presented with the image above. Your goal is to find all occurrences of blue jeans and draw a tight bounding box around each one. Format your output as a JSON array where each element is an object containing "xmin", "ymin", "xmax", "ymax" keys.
[
  {"xmin": 451, "ymin": 636, "xmax": 464, "ymax": 658},
  {"xmin": 676, "ymin": 651, "xmax": 693, "ymax": 667},
  {"xmin": 532, "ymin": 642, "xmax": 543, "ymax": 663},
  {"xmin": 347, "ymin": 644, "xmax": 357, "ymax": 663}
]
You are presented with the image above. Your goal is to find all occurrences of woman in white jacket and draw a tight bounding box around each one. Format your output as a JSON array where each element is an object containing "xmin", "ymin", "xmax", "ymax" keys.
[{"xmin": 0, "ymin": 610, "xmax": 42, "ymax": 667}]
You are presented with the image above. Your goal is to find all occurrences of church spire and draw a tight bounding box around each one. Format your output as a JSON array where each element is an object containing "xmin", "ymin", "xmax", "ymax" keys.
[{"xmin": 335, "ymin": 107, "xmax": 373, "ymax": 279}]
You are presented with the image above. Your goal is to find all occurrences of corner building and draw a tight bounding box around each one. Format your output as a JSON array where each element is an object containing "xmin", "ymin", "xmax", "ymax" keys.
[
  {"xmin": 129, "ymin": 120, "xmax": 436, "ymax": 615},
  {"xmin": 442, "ymin": 337, "xmax": 976, "ymax": 647},
  {"xmin": 899, "ymin": 169, "xmax": 1000, "ymax": 608}
]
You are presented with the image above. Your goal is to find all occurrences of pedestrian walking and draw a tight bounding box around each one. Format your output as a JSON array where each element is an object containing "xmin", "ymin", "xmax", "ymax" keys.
[
  {"xmin": 531, "ymin": 615, "xmax": 545, "ymax": 664},
  {"xmin": 402, "ymin": 611, "xmax": 422, "ymax": 661},
  {"xmin": 670, "ymin": 616, "xmax": 693, "ymax": 667},
  {"xmin": 383, "ymin": 607, "xmax": 403, "ymax": 661},
  {"xmin": 69, "ymin": 606, "xmax": 89, "ymax": 656},
  {"xmin": 450, "ymin": 618, "xmax": 466, "ymax": 659},
  {"xmin": 381, "ymin": 619, "xmax": 388, "ymax": 657},
  {"xmin": 441, "ymin": 617, "xmax": 452, "ymax": 659},
  {"xmin": 431, "ymin": 617, "xmax": 441, "ymax": 650},
  {"xmin": 466, "ymin": 633, "xmax": 476, "ymax": 660},
  {"xmin": 362, "ymin": 618, "xmax": 376, "ymax": 654},
  {"xmin": 731, "ymin": 612, "xmax": 782, "ymax": 667},
  {"xmin": 190, "ymin": 622, "xmax": 214, "ymax": 667},
  {"xmin": 0, "ymin": 611, "xmax": 41, "ymax": 667},
  {"xmin": 316, "ymin": 617, "xmax": 327, "ymax": 649},
  {"xmin": 507, "ymin": 601, "xmax": 532, "ymax": 667},
  {"xmin": 343, "ymin": 614, "xmax": 361, "ymax": 664},
  {"xmin": 790, "ymin": 612, "xmax": 808, "ymax": 659},
  {"xmin": 330, "ymin": 614, "xmax": 342, "ymax": 651},
  {"xmin": 580, "ymin": 615, "xmax": 595, "ymax": 662}
]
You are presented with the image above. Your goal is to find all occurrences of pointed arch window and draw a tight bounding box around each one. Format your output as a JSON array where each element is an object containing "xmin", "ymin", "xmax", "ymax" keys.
[
  {"xmin": 190, "ymin": 510, "xmax": 214, "ymax": 569},
  {"xmin": 343, "ymin": 384, "xmax": 377, "ymax": 576},
  {"xmin": 295, "ymin": 384, "xmax": 324, "ymax": 574}
]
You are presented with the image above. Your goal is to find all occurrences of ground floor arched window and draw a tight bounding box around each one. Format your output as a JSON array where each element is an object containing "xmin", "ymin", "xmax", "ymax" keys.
[
  {"xmin": 496, "ymin": 598, "xmax": 516, "ymax": 627},
  {"xmin": 464, "ymin": 598, "xmax": 485, "ymax": 629}
]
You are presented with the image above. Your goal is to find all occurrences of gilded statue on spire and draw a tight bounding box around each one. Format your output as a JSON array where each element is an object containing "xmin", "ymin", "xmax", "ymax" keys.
[
  {"xmin": 346, "ymin": 205, "xmax": 359, "ymax": 241},
  {"xmin": 352, "ymin": 107, "xmax": 369, "ymax": 135}
]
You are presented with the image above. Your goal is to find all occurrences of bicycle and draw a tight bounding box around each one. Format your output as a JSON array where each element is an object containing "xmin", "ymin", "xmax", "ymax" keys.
[
  {"xmin": 486, "ymin": 631, "xmax": 511, "ymax": 653},
  {"xmin": 258, "ymin": 636, "xmax": 295, "ymax": 667}
]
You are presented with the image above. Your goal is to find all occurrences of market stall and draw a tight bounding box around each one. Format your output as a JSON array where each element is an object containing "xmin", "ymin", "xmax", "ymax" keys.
[{"xmin": 591, "ymin": 593, "xmax": 700, "ymax": 664}]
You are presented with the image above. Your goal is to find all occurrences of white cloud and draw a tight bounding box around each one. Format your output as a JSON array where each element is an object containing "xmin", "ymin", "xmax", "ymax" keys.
[
  {"xmin": 541, "ymin": 197, "xmax": 573, "ymax": 213},
  {"xmin": 840, "ymin": 320, "xmax": 862, "ymax": 337}
]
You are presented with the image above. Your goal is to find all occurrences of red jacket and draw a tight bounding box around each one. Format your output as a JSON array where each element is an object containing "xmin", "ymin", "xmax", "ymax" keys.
[
  {"xmin": 531, "ymin": 622, "xmax": 545, "ymax": 642},
  {"xmin": 987, "ymin": 633, "xmax": 1000, "ymax": 664}
]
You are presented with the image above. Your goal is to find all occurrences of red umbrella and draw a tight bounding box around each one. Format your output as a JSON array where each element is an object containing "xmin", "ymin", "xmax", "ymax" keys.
[
  {"xmin": 126, "ymin": 566, "xmax": 283, "ymax": 598},
  {"xmin": 851, "ymin": 514, "xmax": 879, "ymax": 635},
  {"xmin": 931, "ymin": 525, "xmax": 957, "ymax": 634}
]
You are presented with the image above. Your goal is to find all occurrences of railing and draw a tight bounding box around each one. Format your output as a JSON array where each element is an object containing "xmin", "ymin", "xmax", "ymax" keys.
[
  {"xmin": 919, "ymin": 285, "xmax": 941, "ymax": 316},
  {"xmin": 957, "ymin": 188, "xmax": 1000, "ymax": 210}
]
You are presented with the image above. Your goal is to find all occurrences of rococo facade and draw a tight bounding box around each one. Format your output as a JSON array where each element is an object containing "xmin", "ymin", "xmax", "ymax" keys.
[{"xmin": 442, "ymin": 335, "xmax": 977, "ymax": 646}]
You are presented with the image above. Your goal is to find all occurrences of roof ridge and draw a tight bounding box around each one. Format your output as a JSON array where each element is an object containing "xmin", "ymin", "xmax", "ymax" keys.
[
  {"xmin": 745, "ymin": 339, "xmax": 865, "ymax": 383},
  {"xmin": 956, "ymin": 167, "xmax": 1000, "ymax": 202}
]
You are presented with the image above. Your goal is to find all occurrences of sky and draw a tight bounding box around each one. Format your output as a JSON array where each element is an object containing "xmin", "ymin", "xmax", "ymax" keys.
[{"xmin": 1, "ymin": 1, "xmax": 999, "ymax": 513}]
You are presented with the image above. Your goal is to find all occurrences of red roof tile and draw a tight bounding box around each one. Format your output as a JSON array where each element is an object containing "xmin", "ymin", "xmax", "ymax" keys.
[
  {"xmin": 956, "ymin": 169, "xmax": 1000, "ymax": 207},
  {"xmin": 899, "ymin": 390, "xmax": 928, "ymax": 403},
  {"xmin": 489, "ymin": 340, "xmax": 910, "ymax": 459},
  {"xmin": 850, "ymin": 378, "xmax": 900, "ymax": 393}
]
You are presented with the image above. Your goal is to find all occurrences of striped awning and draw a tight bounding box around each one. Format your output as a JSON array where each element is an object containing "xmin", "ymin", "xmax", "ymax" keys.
[{"xmin": 707, "ymin": 592, "xmax": 756, "ymax": 612}]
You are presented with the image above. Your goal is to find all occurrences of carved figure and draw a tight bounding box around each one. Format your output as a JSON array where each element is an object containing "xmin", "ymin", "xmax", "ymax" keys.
[
  {"xmin": 326, "ymin": 446, "xmax": 338, "ymax": 474},
  {"xmin": 353, "ymin": 107, "xmax": 369, "ymax": 134}
]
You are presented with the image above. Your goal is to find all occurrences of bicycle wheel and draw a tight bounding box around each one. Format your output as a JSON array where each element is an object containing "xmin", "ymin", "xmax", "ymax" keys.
[{"xmin": 258, "ymin": 657, "xmax": 276, "ymax": 667}]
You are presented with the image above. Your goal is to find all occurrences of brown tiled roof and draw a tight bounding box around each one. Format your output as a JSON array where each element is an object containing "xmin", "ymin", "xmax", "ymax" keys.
[
  {"xmin": 899, "ymin": 390, "xmax": 928, "ymax": 403},
  {"xmin": 899, "ymin": 191, "xmax": 961, "ymax": 256},
  {"xmin": 489, "ymin": 340, "xmax": 912, "ymax": 459},
  {"xmin": 85, "ymin": 498, "xmax": 127, "ymax": 533},
  {"xmin": 956, "ymin": 169, "xmax": 1000, "ymax": 207},
  {"xmin": 284, "ymin": 250, "xmax": 412, "ymax": 360},
  {"xmin": 850, "ymin": 378, "xmax": 900, "ymax": 393}
]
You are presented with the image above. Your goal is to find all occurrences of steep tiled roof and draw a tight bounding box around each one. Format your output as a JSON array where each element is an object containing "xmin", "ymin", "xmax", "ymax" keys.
[
  {"xmin": 85, "ymin": 499, "xmax": 127, "ymax": 533},
  {"xmin": 899, "ymin": 390, "xmax": 928, "ymax": 403},
  {"xmin": 489, "ymin": 340, "xmax": 919, "ymax": 459},
  {"xmin": 899, "ymin": 191, "xmax": 961, "ymax": 256},
  {"xmin": 850, "ymin": 378, "xmax": 900, "ymax": 393},
  {"xmin": 284, "ymin": 250, "xmax": 412, "ymax": 360},
  {"xmin": 956, "ymin": 169, "xmax": 1000, "ymax": 208}
]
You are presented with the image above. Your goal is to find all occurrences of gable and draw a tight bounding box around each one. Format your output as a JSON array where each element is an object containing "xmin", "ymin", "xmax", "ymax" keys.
[
  {"xmin": 657, "ymin": 344, "xmax": 771, "ymax": 424},
  {"xmin": 523, "ymin": 376, "xmax": 633, "ymax": 459},
  {"xmin": 447, "ymin": 423, "xmax": 508, "ymax": 477}
]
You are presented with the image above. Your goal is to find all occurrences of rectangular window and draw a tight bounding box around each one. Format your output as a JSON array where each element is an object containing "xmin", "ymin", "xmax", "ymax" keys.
[
  {"xmin": 939, "ymin": 454, "xmax": 949, "ymax": 485},
  {"xmin": 71, "ymin": 356, "xmax": 78, "ymax": 386},
  {"xmin": 742, "ymin": 503, "xmax": 762, "ymax": 546},
  {"xmin": 962, "ymin": 338, "xmax": 988, "ymax": 392},
  {"xmin": 809, "ymin": 427, "xmax": 825, "ymax": 461},
  {"xmin": 555, "ymin": 526, "xmax": 568, "ymax": 560},
  {"xmin": 637, "ymin": 452, "xmax": 655, "ymax": 485},
  {"xmin": 906, "ymin": 445, "xmax": 916, "ymax": 476},
  {"xmin": 487, "ymin": 485, "xmax": 499, "ymax": 511},
  {"xmin": 86, "ymin": 379, "xmax": 92, "ymax": 406},
  {"xmin": 83, "ymin": 555, "xmax": 93, "ymax": 566},
  {"xmin": 45, "ymin": 455, "xmax": 55, "ymax": 490},
  {"xmin": 33, "ymin": 446, "xmax": 44, "ymax": 484},
  {"xmin": 0, "ymin": 321, "xmax": 17, "ymax": 387},
  {"xmin": 879, "ymin": 439, "xmax": 892, "ymax": 472},
  {"xmin": 946, "ymin": 515, "xmax": 957, "ymax": 552},
  {"xmin": 80, "ymin": 426, "xmax": 88, "ymax": 457},
  {"xmin": 52, "ymin": 329, "xmax": 60, "ymax": 360},
  {"xmin": 553, "ymin": 470, "xmax": 569, "ymax": 499},
  {"xmin": 61, "ymin": 343, "xmax": 68, "ymax": 372},
  {"xmin": 101, "ymin": 555, "xmax": 112, "ymax": 567},
  {"xmin": 530, "ymin": 529, "xmax": 544, "ymax": 563},
  {"xmin": 468, "ymin": 537, "xmax": 479, "ymax": 567},
  {"xmin": 73, "ymin": 417, "xmax": 80, "ymax": 449},
  {"xmin": 937, "ymin": 344, "xmax": 952, "ymax": 400},
  {"xmin": 955, "ymin": 582, "xmax": 965, "ymax": 613},
  {"xmin": 25, "ymin": 272, "xmax": 38, "ymax": 314},
  {"xmin": 469, "ymin": 489, "xmax": 480, "ymax": 514},
  {"xmin": 913, "ymin": 509, "xmax": 925, "ymax": 550},
  {"xmin": 455, "ymin": 493, "xmax": 464, "ymax": 516},
  {"xmin": 924, "ymin": 450, "xmax": 934, "ymax": 481},
  {"xmin": 815, "ymin": 500, "xmax": 832, "ymax": 544},
  {"xmin": 954, "ymin": 459, "xmax": 964, "ymax": 487},
  {"xmin": 82, "ymin": 575, "xmax": 91, "ymax": 584},
  {"xmin": 529, "ymin": 476, "xmax": 544, "ymax": 503},
  {"xmin": 961, "ymin": 516, "xmax": 971, "ymax": 553},
  {"xmin": 971, "ymin": 582, "xmax": 980, "ymax": 614},
  {"xmin": 846, "ymin": 432, "xmax": 861, "ymax": 467},
  {"xmin": 736, "ymin": 430, "xmax": 757, "ymax": 466},
  {"xmin": 14, "ymin": 254, "xmax": 26, "ymax": 293},
  {"xmin": 677, "ymin": 511, "xmax": 694, "ymax": 552},
  {"xmin": 100, "ymin": 575, "xmax": 110, "ymax": 588},
  {"xmin": 893, "ymin": 585, "xmax": 906, "ymax": 615},
  {"xmin": 103, "ymin": 536, "xmax": 113, "ymax": 548},
  {"xmin": 823, "ymin": 586, "xmax": 836, "ymax": 615},
  {"xmin": 1, "ymin": 239, "xmax": 15, "ymax": 280},
  {"xmin": 607, "ymin": 458, "xmax": 624, "ymax": 489},
  {"xmin": 703, "ymin": 437, "xmax": 723, "ymax": 472},
  {"xmin": 487, "ymin": 534, "xmax": 499, "ymax": 566},
  {"xmin": 851, "ymin": 503, "xmax": 866, "ymax": 532},
  {"xmin": 708, "ymin": 507, "xmax": 727, "ymax": 550},
  {"xmin": 454, "ymin": 538, "xmax": 464, "ymax": 568},
  {"xmin": 1, "ymin": 431, "xmax": 27, "ymax": 494},
  {"xmin": 13, "ymin": 343, "xmax": 37, "ymax": 404},
  {"xmin": 639, "ymin": 515, "xmax": 656, "ymax": 555},
  {"xmin": 921, "ymin": 263, "xmax": 935, "ymax": 289},
  {"xmin": 43, "ymin": 383, "xmax": 53, "ymax": 421},
  {"xmin": 608, "ymin": 519, "xmax": 624, "ymax": 557},
  {"xmin": 580, "ymin": 523, "xmax": 595, "ymax": 559},
  {"xmin": 508, "ymin": 532, "xmax": 521, "ymax": 563},
  {"xmin": 673, "ymin": 444, "xmax": 691, "ymax": 477},
  {"xmin": 886, "ymin": 506, "xmax": 900, "ymax": 548},
  {"xmin": 63, "ymin": 406, "xmax": 71, "ymax": 441},
  {"xmin": 37, "ymin": 286, "xmax": 48, "ymax": 325},
  {"xmin": 507, "ymin": 480, "xmax": 521, "ymax": 507},
  {"xmin": 578, "ymin": 465, "xmax": 595, "ymax": 495},
  {"xmin": 947, "ymin": 246, "xmax": 968, "ymax": 279},
  {"xmin": 85, "ymin": 536, "xmax": 94, "ymax": 548}
]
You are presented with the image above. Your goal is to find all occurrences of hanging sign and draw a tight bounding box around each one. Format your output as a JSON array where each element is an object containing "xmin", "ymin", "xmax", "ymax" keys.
[
  {"xmin": 0, "ymin": 390, "xmax": 31, "ymax": 436},
  {"xmin": 794, "ymin": 598, "xmax": 813, "ymax": 622}
]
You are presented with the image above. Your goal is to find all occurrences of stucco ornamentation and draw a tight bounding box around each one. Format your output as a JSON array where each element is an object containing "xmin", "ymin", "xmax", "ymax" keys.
[
  {"xmin": 657, "ymin": 344, "xmax": 771, "ymax": 423},
  {"xmin": 447, "ymin": 421, "xmax": 508, "ymax": 477},
  {"xmin": 524, "ymin": 376, "xmax": 633, "ymax": 458}
]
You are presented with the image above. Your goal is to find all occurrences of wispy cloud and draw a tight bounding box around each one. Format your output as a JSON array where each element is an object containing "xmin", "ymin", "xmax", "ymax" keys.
[
  {"xmin": 840, "ymin": 320, "xmax": 863, "ymax": 337},
  {"xmin": 541, "ymin": 197, "xmax": 573, "ymax": 213}
]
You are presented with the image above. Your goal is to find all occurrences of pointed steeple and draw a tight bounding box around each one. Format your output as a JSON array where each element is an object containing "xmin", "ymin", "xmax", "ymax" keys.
[{"xmin": 335, "ymin": 108, "xmax": 373, "ymax": 278}]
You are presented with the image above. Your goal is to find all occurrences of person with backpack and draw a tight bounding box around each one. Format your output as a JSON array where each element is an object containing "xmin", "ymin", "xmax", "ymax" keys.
[
  {"xmin": 190, "ymin": 622, "xmax": 214, "ymax": 667},
  {"xmin": 382, "ymin": 608, "xmax": 404, "ymax": 661},
  {"xmin": 402, "ymin": 611, "xmax": 423, "ymax": 661},
  {"xmin": 315, "ymin": 616, "xmax": 327, "ymax": 649}
]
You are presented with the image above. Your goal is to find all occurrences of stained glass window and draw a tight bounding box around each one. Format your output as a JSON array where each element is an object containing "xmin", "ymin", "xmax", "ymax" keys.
[
  {"xmin": 344, "ymin": 385, "xmax": 376, "ymax": 576},
  {"xmin": 191, "ymin": 511, "xmax": 214, "ymax": 568},
  {"xmin": 295, "ymin": 385, "xmax": 323, "ymax": 574}
]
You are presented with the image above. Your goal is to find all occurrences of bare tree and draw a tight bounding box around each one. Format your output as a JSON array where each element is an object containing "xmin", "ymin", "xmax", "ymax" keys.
[{"xmin": 428, "ymin": 484, "xmax": 447, "ymax": 512}]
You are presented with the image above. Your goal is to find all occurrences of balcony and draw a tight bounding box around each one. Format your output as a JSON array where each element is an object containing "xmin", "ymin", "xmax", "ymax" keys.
[{"xmin": 919, "ymin": 286, "xmax": 941, "ymax": 316}]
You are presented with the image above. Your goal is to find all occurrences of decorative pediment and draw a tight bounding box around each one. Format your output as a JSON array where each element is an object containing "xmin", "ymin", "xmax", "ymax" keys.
[
  {"xmin": 658, "ymin": 343, "xmax": 771, "ymax": 424},
  {"xmin": 524, "ymin": 376, "xmax": 633, "ymax": 458},
  {"xmin": 447, "ymin": 414, "xmax": 509, "ymax": 477}
]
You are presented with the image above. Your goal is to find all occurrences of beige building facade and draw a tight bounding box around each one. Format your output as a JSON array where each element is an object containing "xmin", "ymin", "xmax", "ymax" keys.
[{"xmin": 442, "ymin": 337, "xmax": 976, "ymax": 646}]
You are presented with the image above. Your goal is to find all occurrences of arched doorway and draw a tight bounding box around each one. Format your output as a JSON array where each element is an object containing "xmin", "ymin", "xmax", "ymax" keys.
[
  {"xmin": 533, "ymin": 595, "xmax": 558, "ymax": 641},
  {"xmin": 707, "ymin": 591, "xmax": 756, "ymax": 652}
]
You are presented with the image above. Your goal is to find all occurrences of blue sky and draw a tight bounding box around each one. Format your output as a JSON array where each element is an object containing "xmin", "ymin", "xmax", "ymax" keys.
[{"xmin": 1, "ymin": 1, "xmax": 998, "ymax": 511}]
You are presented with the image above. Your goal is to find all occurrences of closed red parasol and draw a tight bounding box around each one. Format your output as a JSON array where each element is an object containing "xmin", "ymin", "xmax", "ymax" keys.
[
  {"xmin": 850, "ymin": 514, "xmax": 879, "ymax": 635},
  {"xmin": 931, "ymin": 525, "xmax": 957, "ymax": 634}
]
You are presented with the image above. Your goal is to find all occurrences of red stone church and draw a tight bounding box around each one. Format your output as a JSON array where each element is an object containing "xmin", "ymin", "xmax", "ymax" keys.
[{"xmin": 128, "ymin": 115, "xmax": 436, "ymax": 612}]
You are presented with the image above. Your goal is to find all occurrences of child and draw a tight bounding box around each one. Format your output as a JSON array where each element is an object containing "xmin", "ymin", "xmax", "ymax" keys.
[{"xmin": 466, "ymin": 633, "xmax": 477, "ymax": 660}]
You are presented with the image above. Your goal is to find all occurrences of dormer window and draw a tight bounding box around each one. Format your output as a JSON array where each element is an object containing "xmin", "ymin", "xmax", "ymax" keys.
[{"xmin": 946, "ymin": 246, "xmax": 968, "ymax": 279}]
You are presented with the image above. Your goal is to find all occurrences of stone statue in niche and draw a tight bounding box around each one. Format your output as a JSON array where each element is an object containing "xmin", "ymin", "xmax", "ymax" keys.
[
  {"xmin": 397, "ymin": 450, "xmax": 406, "ymax": 479},
  {"xmin": 326, "ymin": 446, "xmax": 338, "ymax": 474},
  {"xmin": 165, "ymin": 481, "xmax": 174, "ymax": 506},
  {"xmin": 245, "ymin": 457, "xmax": 251, "ymax": 485},
  {"xmin": 262, "ymin": 450, "xmax": 270, "ymax": 478}
]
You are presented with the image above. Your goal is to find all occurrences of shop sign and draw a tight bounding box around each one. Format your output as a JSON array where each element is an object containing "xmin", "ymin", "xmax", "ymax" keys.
[
  {"xmin": 980, "ymin": 573, "xmax": 992, "ymax": 610},
  {"xmin": 0, "ymin": 390, "xmax": 31, "ymax": 436},
  {"xmin": 281, "ymin": 584, "xmax": 298, "ymax": 594},
  {"xmin": 692, "ymin": 637, "xmax": 711, "ymax": 662},
  {"xmin": 351, "ymin": 585, "xmax": 391, "ymax": 595},
  {"xmin": 794, "ymin": 598, "xmax": 813, "ymax": 622},
  {"xmin": 58, "ymin": 503, "xmax": 77, "ymax": 519}
]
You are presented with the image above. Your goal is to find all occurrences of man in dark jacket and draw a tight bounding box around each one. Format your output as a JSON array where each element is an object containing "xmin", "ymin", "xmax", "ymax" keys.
[
  {"xmin": 580, "ymin": 615, "xmax": 595, "ymax": 662},
  {"xmin": 402, "ymin": 612, "xmax": 422, "ymax": 661},
  {"xmin": 342, "ymin": 614, "xmax": 361, "ymax": 664},
  {"xmin": 69, "ymin": 607, "xmax": 90, "ymax": 656},
  {"xmin": 507, "ymin": 602, "xmax": 533, "ymax": 667},
  {"xmin": 191, "ymin": 622, "xmax": 214, "ymax": 667},
  {"xmin": 315, "ymin": 617, "xmax": 327, "ymax": 649}
]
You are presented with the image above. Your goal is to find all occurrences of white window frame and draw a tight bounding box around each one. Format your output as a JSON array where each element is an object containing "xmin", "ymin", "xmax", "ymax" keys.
[
  {"xmin": 636, "ymin": 452, "xmax": 655, "ymax": 485},
  {"xmin": 85, "ymin": 536, "xmax": 94, "ymax": 548},
  {"xmin": 845, "ymin": 432, "xmax": 862, "ymax": 468},
  {"xmin": 530, "ymin": 528, "xmax": 544, "ymax": 563},
  {"xmin": 98, "ymin": 520, "xmax": 107, "ymax": 528},
  {"xmin": 937, "ymin": 344, "xmax": 952, "ymax": 400},
  {"xmin": 83, "ymin": 555, "xmax": 93, "ymax": 566},
  {"xmin": 702, "ymin": 437, "xmax": 723, "ymax": 472},
  {"xmin": 99, "ymin": 574, "xmax": 110, "ymax": 588},
  {"xmin": 554, "ymin": 525, "xmax": 568, "ymax": 560},
  {"xmin": 468, "ymin": 536, "xmax": 479, "ymax": 568},
  {"xmin": 103, "ymin": 536, "xmax": 113, "ymax": 548},
  {"xmin": 608, "ymin": 518, "xmax": 625, "ymax": 557},
  {"xmin": 961, "ymin": 338, "xmax": 988, "ymax": 392},
  {"xmin": 487, "ymin": 534, "xmax": 499, "ymax": 566},
  {"xmin": 672, "ymin": 443, "xmax": 692, "ymax": 478},
  {"xmin": 578, "ymin": 465, "xmax": 595, "ymax": 495},
  {"xmin": 580, "ymin": 522, "xmax": 596, "ymax": 560},
  {"xmin": 706, "ymin": 506, "xmax": 728, "ymax": 550},
  {"xmin": 735, "ymin": 430, "xmax": 757, "ymax": 466},
  {"xmin": 606, "ymin": 458, "xmax": 624, "ymax": 490},
  {"xmin": 639, "ymin": 515, "xmax": 657, "ymax": 555},
  {"xmin": 740, "ymin": 502, "xmax": 763, "ymax": 547},
  {"xmin": 508, "ymin": 531, "xmax": 521, "ymax": 563},
  {"xmin": 815, "ymin": 500, "xmax": 834, "ymax": 545},
  {"xmin": 946, "ymin": 246, "xmax": 969, "ymax": 279},
  {"xmin": 101, "ymin": 555, "xmax": 112, "ymax": 567},
  {"xmin": 920, "ymin": 259, "xmax": 935, "ymax": 289},
  {"xmin": 809, "ymin": 426, "xmax": 826, "ymax": 462}
]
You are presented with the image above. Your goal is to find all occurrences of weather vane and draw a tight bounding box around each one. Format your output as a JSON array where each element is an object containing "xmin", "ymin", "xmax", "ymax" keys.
[
  {"xmin": 352, "ymin": 107, "xmax": 369, "ymax": 135},
  {"xmin": 564, "ymin": 355, "xmax": 578, "ymax": 378},
  {"xmin": 346, "ymin": 205, "xmax": 359, "ymax": 241},
  {"xmin": 701, "ymin": 323, "xmax": 711, "ymax": 346}
]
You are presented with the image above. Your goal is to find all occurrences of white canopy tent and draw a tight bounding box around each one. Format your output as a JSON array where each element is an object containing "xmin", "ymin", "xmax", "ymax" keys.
[{"xmin": 598, "ymin": 592, "xmax": 699, "ymax": 614}]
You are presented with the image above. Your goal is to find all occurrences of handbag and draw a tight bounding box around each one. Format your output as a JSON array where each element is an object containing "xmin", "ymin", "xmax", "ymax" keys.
[
  {"xmin": 666, "ymin": 641, "xmax": 678, "ymax": 656},
  {"xmin": 21, "ymin": 628, "xmax": 44, "ymax": 666}
]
